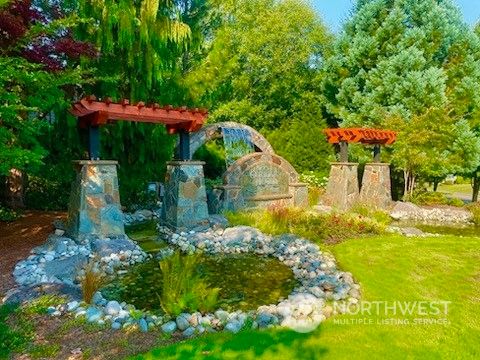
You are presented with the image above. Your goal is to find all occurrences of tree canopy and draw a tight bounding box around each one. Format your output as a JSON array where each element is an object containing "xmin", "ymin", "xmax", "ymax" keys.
[
  {"xmin": 322, "ymin": 0, "xmax": 480, "ymax": 194},
  {"xmin": 2, "ymin": 0, "xmax": 480, "ymax": 209}
]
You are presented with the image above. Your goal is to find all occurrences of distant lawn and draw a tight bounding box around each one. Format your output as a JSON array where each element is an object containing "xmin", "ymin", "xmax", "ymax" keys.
[
  {"xmin": 134, "ymin": 235, "xmax": 480, "ymax": 360},
  {"xmin": 435, "ymin": 183, "xmax": 473, "ymax": 198}
]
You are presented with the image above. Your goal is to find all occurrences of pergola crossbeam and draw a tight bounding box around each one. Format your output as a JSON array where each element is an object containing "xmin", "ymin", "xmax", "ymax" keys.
[{"xmin": 69, "ymin": 96, "xmax": 208, "ymax": 160}]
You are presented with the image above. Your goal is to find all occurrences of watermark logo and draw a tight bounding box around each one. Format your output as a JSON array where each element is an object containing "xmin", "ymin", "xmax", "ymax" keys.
[
  {"xmin": 332, "ymin": 300, "xmax": 451, "ymax": 326},
  {"xmin": 284, "ymin": 300, "xmax": 451, "ymax": 333}
]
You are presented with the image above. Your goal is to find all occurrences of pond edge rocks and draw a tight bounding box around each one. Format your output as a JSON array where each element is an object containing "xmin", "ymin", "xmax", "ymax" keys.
[{"xmin": 8, "ymin": 217, "xmax": 360, "ymax": 337}]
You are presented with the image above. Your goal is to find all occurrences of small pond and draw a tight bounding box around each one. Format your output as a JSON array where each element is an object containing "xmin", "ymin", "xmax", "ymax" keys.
[
  {"xmin": 125, "ymin": 221, "xmax": 167, "ymax": 253},
  {"xmin": 102, "ymin": 253, "xmax": 297, "ymax": 312}
]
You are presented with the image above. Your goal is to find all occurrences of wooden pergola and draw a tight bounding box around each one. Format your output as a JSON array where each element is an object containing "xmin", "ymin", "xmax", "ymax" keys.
[
  {"xmin": 70, "ymin": 95, "xmax": 208, "ymax": 160},
  {"xmin": 323, "ymin": 128, "xmax": 397, "ymax": 162}
]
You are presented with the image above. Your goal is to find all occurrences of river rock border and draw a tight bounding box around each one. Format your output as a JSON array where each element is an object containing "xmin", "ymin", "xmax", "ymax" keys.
[{"xmin": 9, "ymin": 217, "xmax": 360, "ymax": 336}]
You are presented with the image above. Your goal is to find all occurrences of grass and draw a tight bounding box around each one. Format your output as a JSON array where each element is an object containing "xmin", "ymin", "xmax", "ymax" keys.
[
  {"xmin": 135, "ymin": 234, "xmax": 480, "ymax": 359},
  {"xmin": 80, "ymin": 259, "xmax": 106, "ymax": 304},
  {"xmin": 159, "ymin": 253, "xmax": 220, "ymax": 316},
  {"xmin": 436, "ymin": 183, "xmax": 473, "ymax": 195}
]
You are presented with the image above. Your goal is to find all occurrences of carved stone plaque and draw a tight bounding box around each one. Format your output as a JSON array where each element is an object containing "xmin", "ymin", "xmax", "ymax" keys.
[{"xmin": 240, "ymin": 162, "xmax": 289, "ymax": 200}]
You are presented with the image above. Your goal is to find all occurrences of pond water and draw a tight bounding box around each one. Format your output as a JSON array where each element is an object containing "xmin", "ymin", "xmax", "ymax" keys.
[
  {"xmin": 102, "ymin": 253, "xmax": 297, "ymax": 312},
  {"xmin": 125, "ymin": 221, "xmax": 167, "ymax": 253}
]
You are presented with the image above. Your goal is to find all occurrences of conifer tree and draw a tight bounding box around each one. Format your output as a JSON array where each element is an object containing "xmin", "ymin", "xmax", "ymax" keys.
[{"xmin": 322, "ymin": 0, "xmax": 480, "ymax": 196}]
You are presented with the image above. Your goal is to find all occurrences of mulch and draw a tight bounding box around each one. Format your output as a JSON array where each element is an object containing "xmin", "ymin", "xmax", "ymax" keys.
[{"xmin": 0, "ymin": 211, "xmax": 66, "ymax": 298}]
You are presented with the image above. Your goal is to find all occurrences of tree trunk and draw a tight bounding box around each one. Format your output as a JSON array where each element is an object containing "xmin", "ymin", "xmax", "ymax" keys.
[
  {"xmin": 472, "ymin": 171, "xmax": 480, "ymax": 203},
  {"xmin": 5, "ymin": 168, "xmax": 26, "ymax": 209},
  {"xmin": 403, "ymin": 169, "xmax": 409, "ymax": 200},
  {"xmin": 433, "ymin": 179, "xmax": 439, "ymax": 192},
  {"xmin": 410, "ymin": 175, "xmax": 416, "ymax": 196}
]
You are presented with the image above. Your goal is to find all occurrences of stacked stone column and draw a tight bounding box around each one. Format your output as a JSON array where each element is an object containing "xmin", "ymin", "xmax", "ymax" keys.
[
  {"xmin": 359, "ymin": 163, "xmax": 392, "ymax": 209},
  {"xmin": 321, "ymin": 162, "xmax": 393, "ymax": 210},
  {"xmin": 67, "ymin": 160, "xmax": 125, "ymax": 240},
  {"xmin": 161, "ymin": 161, "xmax": 209, "ymax": 229},
  {"xmin": 322, "ymin": 163, "xmax": 360, "ymax": 211}
]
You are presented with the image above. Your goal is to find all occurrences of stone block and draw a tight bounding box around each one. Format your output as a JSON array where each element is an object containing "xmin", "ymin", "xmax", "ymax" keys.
[
  {"xmin": 67, "ymin": 161, "xmax": 125, "ymax": 240},
  {"xmin": 359, "ymin": 163, "xmax": 392, "ymax": 209},
  {"xmin": 162, "ymin": 161, "xmax": 209, "ymax": 229},
  {"xmin": 322, "ymin": 162, "xmax": 359, "ymax": 211},
  {"xmin": 290, "ymin": 183, "xmax": 308, "ymax": 208}
]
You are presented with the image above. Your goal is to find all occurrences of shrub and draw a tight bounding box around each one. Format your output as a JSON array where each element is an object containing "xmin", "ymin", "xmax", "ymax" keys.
[
  {"xmin": 80, "ymin": 260, "xmax": 105, "ymax": 304},
  {"xmin": 226, "ymin": 206, "xmax": 385, "ymax": 245},
  {"xmin": 25, "ymin": 175, "xmax": 71, "ymax": 211},
  {"xmin": 300, "ymin": 171, "xmax": 328, "ymax": 188},
  {"xmin": 159, "ymin": 253, "xmax": 220, "ymax": 316},
  {"xmin": 350, "ymin": 203, "xmax": 392, "ymax": 226},
  {"xmin": 466, "ymin": 203, "xmax": 480, "ymax": 225},
  {"xmin": 408, "ymin": 190, "xmax": 464, "ymax": 207},
  {"xmin": 122, "ymin": 186, "xmax": 160, "ymax": 212},
  {"xmin": 0, "ymin": 205, "xmax": 20, "ymax": 222}
]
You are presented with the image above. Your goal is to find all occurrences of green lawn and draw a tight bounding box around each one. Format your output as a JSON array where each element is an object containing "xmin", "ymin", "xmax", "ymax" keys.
[
  {"xmin": 433, "ymin": 183, "xmax": 473, "ymax": 201},
  {"xmin": 134, "ymin": 235, "xmax": 480, "ymax": 360},
  {"xmin": 437, "ymin": 183, "xmax": 472, "ymax": 193}
]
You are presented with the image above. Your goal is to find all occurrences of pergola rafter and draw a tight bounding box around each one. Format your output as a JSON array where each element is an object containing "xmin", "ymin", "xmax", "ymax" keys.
[
  {"xmin": 70, "ymin": 95, "xmax": 208, "ymax": 160},
  {"xmin": 323, "ymin": 128, "xmax": 397, "ymax": 145},
  {"xmin": 323, "ymin": 128, "xmax": 397, "ymax": 162}
]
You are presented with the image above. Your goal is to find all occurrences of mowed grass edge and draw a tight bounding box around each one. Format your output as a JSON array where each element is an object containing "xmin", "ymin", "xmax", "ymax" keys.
[{"xmin": 133, "ymin": 235, "xmax": 480, "ymax": 360}]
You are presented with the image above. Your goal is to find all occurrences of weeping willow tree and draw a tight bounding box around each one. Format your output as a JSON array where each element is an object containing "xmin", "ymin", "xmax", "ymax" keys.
[
  {"xmin": 30, "ymin": 0, "xmax": 207, "ymax": 210},
  {"xmin": 74, "ymin": 0, "xmax": 200, "ymax": 208},
  {"xmin": 79, "ymin": 0, "xmax": 191, "ymax": 100}
]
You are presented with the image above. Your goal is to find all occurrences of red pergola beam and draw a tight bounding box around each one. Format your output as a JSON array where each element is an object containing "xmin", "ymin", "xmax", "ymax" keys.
[
  {"xmin": 323, "ymin": 128, "xmax": 397, "ymax": 145},
  {"xmin": 70, "ymin": 96, "xmax": 208, "ymax": 134}
]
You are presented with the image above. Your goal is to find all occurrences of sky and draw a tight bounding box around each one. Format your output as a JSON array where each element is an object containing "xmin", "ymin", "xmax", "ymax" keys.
[{"xmin": 312, "ymin": 0, "xmax": 480, "ymax": 32}]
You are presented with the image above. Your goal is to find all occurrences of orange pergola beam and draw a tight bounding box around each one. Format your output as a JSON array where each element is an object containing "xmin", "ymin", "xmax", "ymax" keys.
[
  {"xmin": 70, "ymin": 96, "xmax": 208, "ymax": 134},
  {"xmin": 323, "ymin": 128, "xmax": 397, "ymax": 145}
]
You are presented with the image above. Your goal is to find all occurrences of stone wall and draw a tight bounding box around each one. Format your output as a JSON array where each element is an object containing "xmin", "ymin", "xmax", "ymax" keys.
[
  {"xmin": 359, "ymin": 163, "xmax": 392, "ymax": 209},
  {"xmin": 67, "ymin": 161, "xmax": 125, "ymax": 240}
]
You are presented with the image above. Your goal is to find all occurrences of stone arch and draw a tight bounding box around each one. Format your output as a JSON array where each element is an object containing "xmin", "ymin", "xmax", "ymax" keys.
[{"xmin": 187, "ymin": 121, "xmax": 274, "ymax": 157}]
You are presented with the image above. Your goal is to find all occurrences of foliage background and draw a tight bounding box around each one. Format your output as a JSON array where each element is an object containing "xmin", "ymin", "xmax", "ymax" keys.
[{"xmin": 1, "ymin": 0, "xmax": 480, "ymax": 210}]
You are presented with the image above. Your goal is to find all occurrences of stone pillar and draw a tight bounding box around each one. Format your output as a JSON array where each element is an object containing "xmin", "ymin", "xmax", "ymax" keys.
[
  {"xmin": 67, "ymin": 160, "xmax": 125, "ymax": 240},
  {"xmin": 359, "ymin": 163, "xmax": 392, "ymax": 209},
  {"xmin": 289, "ymin": 182, "xmax": 308, "ymax": 208},
  {"xmin": 322, "ymin": 162, "xmax": 359, "ymax": 210},
  {"xmin": 162, "ymin": 161, "xmax": 209, "ymax": 229}
]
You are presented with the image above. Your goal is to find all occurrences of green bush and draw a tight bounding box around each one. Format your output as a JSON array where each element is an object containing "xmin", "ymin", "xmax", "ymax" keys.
[
  {"xmin": 466, "ymin": 203, "xmax": 480, "ymax": 225},
  {"xmin": 0, "ymin": 205, "xmax": 20, "ymax": 222},
  {"xmin": 226, "ymin": 206, "xmax": 385, "ymax": 245},
  {"xmin": 350, "ymin": 203, "xmax": 392, "ymax": 226},
  {"xmin": 300, "ymin": 171, "xmax": 328, "ymax": 188},
  {"xmin": 25, "ymin": 175, "xmax": 71, "ymax": 211},
  {"xmin": 122, "ymin": 186, "xmax": 159, "ymax": 212},
  {"xmin": 408, "ymin": 191, "xmax": 464, "ymax": 207},
  {"xmin": 159, "ymin": 253, "xmax": 220, "ymax": 316}
]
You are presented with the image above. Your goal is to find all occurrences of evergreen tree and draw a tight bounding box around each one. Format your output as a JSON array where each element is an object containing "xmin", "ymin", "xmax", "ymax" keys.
[{"xmin": 322, "ymin": 0, "xmax": 480, "ymax": 195}]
